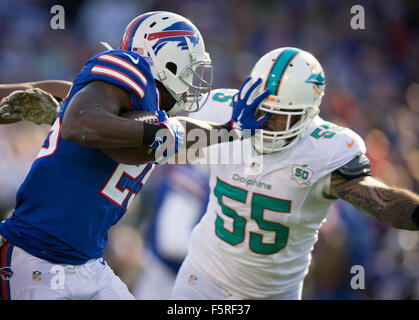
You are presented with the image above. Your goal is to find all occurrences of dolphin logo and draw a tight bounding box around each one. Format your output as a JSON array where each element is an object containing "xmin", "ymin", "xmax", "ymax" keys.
[{"xmin": 305, "ymin": 72, "xmax": 325, "ymax": 89}]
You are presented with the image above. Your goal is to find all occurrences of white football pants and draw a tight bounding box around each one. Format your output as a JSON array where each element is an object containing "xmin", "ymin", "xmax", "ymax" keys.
[
  {"xmin": 0, "ymin": 241, "xmax": 134, "ymax": 300},
  {"xmin": 171, "ymin": 255, "xmax": 303, "ymax": 300}
]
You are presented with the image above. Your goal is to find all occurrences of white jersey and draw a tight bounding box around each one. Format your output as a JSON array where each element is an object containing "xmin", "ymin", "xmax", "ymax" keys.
[
  {"xmin": 189, "ymin": 88, "xmax": 237, "ymax": 123},
  {"xmin": 186, "ymin": 89, "xmax": 367, "ymax": 299}
]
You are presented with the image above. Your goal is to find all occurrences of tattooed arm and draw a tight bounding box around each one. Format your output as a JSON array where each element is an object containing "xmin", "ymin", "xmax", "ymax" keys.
[{"xmin": 329, "ymin": 172, "xmax": 419, "ymax": 230}]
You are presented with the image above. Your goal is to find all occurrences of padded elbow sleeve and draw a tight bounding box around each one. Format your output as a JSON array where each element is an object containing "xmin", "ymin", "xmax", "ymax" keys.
[{"xmin": 336, "ymin": 153, "xmax": 371, "ymax": 179}]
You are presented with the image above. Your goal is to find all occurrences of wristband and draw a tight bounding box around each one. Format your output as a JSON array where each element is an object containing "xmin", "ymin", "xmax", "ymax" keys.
[{"xmin": 142, "ymin": 122, "xmax": 166, "ymax": 146}]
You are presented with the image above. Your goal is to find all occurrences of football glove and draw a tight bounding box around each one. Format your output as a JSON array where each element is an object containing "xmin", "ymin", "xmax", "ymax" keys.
[
  {"xmin": 0, "ymin": 88, "xmax": 61, "ymax": 125},
  {"xmin": 149, "ymin": 110, "xmax": 184, "ymax": 163},
  {"xmin": 230, "ymin": 77, "xmax": 271, "ymax": 138}
]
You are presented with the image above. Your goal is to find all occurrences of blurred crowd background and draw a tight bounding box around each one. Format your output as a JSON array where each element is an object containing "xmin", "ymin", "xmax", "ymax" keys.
[{"xmin": 0, "ymin": 0, "xmax": 418, "ymax": 299}]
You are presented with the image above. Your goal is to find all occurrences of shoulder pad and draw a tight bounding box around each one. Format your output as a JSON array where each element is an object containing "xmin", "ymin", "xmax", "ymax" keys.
[{"xmin": 336, "ymin": 153, "xmax": 371, "ymax": 179}]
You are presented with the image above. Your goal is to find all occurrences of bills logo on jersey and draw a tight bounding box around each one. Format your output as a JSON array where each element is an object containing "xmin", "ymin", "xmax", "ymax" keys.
[
  {"xmin": 291, "ymin": 164, "xmax": 313, "ymax": 185},
  {"xmin": 149, "ymin": 22, "xmax": 199, "ymax": 55},
  {"xmin": 0, "ymin": 267, "xmax": 13, "ymax": 280}
]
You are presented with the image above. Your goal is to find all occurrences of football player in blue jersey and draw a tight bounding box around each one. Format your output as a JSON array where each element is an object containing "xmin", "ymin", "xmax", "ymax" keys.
[{"xmin": 0, "ymin": 11, "xmax": 216, "ymax": 300}]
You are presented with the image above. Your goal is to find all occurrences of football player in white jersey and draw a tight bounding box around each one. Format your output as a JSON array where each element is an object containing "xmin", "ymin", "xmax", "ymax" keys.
[{"xmin": 170, "ymin": 47, "xmax": 419, "ymax": 300}]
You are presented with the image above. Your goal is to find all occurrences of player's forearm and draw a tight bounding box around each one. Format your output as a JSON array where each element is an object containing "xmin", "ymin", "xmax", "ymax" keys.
[
  {"xmin": 334, "ymin": 176, "xmax": 419, "ymax": 230},
  {"xmin": 0, "ymin": 80, "xmax": 71, "ymax": 100},
  {"xmin": 31, "ymin": 80, "xmax": 72, "ymax": 100},
  {"xmin": 174, "ymin": 116, "xmax": 238, "ymax": 149},
  {"xmin": 61, "ymin": 104, "xmax": 145, "ymax": 148},
  {"xmin": 61, "ymin": 81, "xmax": 151, "ymax": 149},
  {"xmin": 0, "ymin": 83, "xmax": 34, "ymax": 100}
]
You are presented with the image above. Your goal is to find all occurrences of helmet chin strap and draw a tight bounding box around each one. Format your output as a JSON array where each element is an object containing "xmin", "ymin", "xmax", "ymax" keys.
[{"xmin": 166, "ymin": 99, "xmax": 184, "ymax": 116}]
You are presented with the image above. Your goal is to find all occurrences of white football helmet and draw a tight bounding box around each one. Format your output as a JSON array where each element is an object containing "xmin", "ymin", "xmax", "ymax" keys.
[
  {"xmin": 120, "ymin": 11, "xmax": 212, "ymax": 115},
  {"xmin": 250, "ymin": 47, "xmax": 325, "ymax": 153}
]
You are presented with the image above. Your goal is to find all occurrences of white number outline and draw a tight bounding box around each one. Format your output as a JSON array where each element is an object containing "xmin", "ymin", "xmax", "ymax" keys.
[
  {"xmin": 99, "ymin": 163, "xmax": 154, "ymax": 208},
  {"xmin": 36, "ymin": 117, "xmax": 61, "ymax": 159},
  {"xmin": 35, "ymin": 117, "xmax": 154, "ymax": 209}
]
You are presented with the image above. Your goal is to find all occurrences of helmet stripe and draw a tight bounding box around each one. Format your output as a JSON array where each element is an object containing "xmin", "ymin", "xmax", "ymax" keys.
[
  {"xmin": 120, "ymin": 12, "xmax": 159, "ymax": 51},
  {"xmin": 147, "ymin": 30, "xmax": 196, "ymax": 41},
  {"xmin": 265, "ymin": 48, "xmax": 300, "ymax": 95}
]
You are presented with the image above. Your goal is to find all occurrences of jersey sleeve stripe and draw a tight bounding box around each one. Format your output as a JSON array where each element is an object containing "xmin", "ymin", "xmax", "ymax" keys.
[
  {"xmin": 91, "ymin": 65, "xmax": 145, "ymax": 98},
  {"xmin": 98, "ymin": 54, "xmax": 147, "ymax": 87}
]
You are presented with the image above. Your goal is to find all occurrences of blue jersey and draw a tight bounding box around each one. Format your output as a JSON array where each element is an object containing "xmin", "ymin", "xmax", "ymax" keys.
[{"xmin": 0, "ymin": 50, "xmax": 158, "ymax": 264}]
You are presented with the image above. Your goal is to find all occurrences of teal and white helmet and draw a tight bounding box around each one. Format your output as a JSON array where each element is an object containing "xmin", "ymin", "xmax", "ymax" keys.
[{"xmin": 250, "ymin": 47, "xmax": 325, "ymax": 153}]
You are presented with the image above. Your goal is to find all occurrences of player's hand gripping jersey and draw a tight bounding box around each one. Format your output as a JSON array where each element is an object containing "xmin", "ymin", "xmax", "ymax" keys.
[
  {"xmin": 188, "ymin": 88, "xmax": 367, "ymax": 299},
  {"xmin": 0, "ymin": 50, "xmax": 157, "ymax": 264}
]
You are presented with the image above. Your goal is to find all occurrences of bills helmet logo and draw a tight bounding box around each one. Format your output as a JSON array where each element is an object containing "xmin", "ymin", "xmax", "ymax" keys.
[
  {"xmin": 149, "ymin": 22, "xmax": 199, "ymax": 55},
  {"xmin": 0, "ymin": 267, "xmax": 13, "ymax": 280}
]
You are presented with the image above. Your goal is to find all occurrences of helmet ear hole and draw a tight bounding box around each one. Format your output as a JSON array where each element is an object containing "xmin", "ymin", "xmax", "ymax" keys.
[{"xmin": 166, "ymin": 62, "xmax": 177, "ymax": 75}]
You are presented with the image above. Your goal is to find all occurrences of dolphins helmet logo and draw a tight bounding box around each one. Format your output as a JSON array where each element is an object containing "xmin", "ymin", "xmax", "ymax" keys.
[
  {"xmin": 305, "ymin": 72, "xmax": 325, "ymax": 89},
  {"xmin": 148, "ymin": 21, "xmax": 200, "ymax": 55},
  {"xmin": 305, "ymin": 72, "xmax": 325, "ymax": 95}
]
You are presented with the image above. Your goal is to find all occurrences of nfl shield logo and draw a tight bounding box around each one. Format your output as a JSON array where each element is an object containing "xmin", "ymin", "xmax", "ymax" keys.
[
  {"xmin": 188, "ymin": 275, "xmax": 198, "ymax": 284},
  {"xmin": 32, "ymin": 270, "xmax": 42, "ymax": 281}
]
